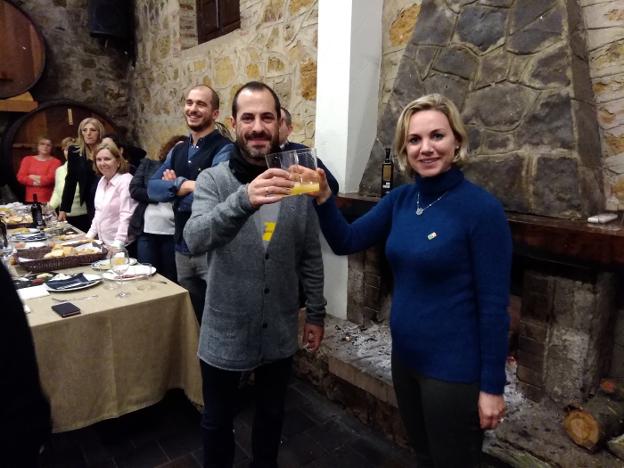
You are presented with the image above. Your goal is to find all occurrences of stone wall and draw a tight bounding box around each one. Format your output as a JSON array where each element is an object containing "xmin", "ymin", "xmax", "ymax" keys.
[
  {"xmin": 5, "ymin": 0, "xmax": 131, "ymax": 133},
  {"xmin": 360, "ymin": 0, "xmax": 606, "ymax": 219},
  {"xmin": 128, "ymin": 0, "xmax": 423, "ymax": 158},
  {"xmin": 129, "ymin": 0, "xmax": 320, "ymax": 158},
  {"xmin": 346, "ymin": 245, "xmax": 392, "ymax": 328},
  {"xmin": 582, "ymin": 1, "xmax": 624, "ymax": 210},
  {"xmin": 380, "ymin": 1, "xmax": 423, "ymax": 113},
  {"xmin": 517, "ymin": 268, "xmax": 616, "ymax": 403}
]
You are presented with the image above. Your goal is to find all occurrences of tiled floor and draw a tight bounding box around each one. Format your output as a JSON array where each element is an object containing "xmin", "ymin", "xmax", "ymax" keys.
[{"xmin": 40, "ymin": 377, "xmax": 419, "ymax": 468}]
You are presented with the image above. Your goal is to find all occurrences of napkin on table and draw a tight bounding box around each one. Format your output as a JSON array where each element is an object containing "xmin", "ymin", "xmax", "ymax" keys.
[
  {"xmin": 46, "ymin": 273, "xmax": 93, "ymax": 290},
  {"xmin": 17, "ymin": 284, "xmax": 49, "ymax": 301}
]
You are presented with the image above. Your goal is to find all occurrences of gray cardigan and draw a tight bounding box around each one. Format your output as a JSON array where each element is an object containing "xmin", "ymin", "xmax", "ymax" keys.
[{"xmin": 184, "ymin": 162, "xmax": 326, "ymax": 371}]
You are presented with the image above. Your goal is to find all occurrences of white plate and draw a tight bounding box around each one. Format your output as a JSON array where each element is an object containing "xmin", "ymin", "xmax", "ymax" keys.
[
  {"xmin": 91, "ymin": 257, "xmax": 138, "ymax": 271},
  {"xmin": 15, "ymin": 241, "xmax": 48, "ymax": 250},
  {"xmin": 11, "ymin": 233, "xmax": 47, "ymax": 242},
  {"xmin": 102, "ymin": 265, "xmax": 156, "ymax": 281},
  {"xmin": 46, "ymin": 274, "xmax": 102, "ymax": 292},
  {"xmin": 10, "ymin": 228, "xmax": 39, "ymax": 234}
]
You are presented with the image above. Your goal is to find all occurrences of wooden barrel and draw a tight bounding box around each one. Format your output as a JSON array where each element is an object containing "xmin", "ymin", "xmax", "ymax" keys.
[
  {"xmin": 0, "ymin": 0, "xmax": 46, "ymax": 98},
  {"xmin": 1, "ymin": 100, "xmax": 116, "ymax": 200}
]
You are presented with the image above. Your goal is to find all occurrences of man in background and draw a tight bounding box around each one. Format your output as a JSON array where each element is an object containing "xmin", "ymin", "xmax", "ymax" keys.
[{"xmin": 148, "ymin": 84, "xmax": 233, "ymax": 322}]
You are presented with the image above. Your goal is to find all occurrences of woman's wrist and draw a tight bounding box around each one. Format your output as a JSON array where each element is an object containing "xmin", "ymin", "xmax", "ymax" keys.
[{"xmin": 315, "ymin": 190, "xmax": 332, "ymax": 205}]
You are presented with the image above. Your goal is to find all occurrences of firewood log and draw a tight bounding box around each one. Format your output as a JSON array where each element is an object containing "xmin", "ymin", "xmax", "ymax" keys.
[
  {"xmin": 564, "ymin": 394, "xmax": 624, "ymax": 452},
  {"xmin": 608, "ymin": 433, "xmax": 624, "ymax": 461}
]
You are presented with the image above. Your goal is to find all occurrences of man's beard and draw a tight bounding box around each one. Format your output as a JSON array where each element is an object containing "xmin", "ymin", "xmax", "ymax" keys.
[
  {"xmin": 186, "ymin": 113, "xmax": 213, "ymax": 132},
  {"xmin": 237, "ymin": 131, "xmax": 280, "ymax": 166}
]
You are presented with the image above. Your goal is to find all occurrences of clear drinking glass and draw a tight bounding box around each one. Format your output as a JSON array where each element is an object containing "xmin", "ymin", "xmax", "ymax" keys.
[
  {"xmin": 0, "ymin": 245, "xmax": 15, "ymax": 273},
  {"xmin": 135, "ymin": 263, "xmax": 153, "ymax": 291},
  {"xmin": 108, "ymin": 247, "xmax": 130, "ymax": 298},
  {"xmin": 265, "ymin": 147, "xmax": 319, "ymax": 196}
]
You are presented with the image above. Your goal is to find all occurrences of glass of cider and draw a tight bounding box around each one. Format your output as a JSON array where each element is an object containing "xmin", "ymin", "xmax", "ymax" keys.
[{"xmin": 265, "ymin": 148, "xmax": 320, "ymax": 196}]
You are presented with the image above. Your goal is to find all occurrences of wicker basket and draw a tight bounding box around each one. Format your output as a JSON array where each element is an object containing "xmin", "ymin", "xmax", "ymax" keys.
[{"xmin": 16, "ymin": 246, "xmax": 108, "ymax": 273}]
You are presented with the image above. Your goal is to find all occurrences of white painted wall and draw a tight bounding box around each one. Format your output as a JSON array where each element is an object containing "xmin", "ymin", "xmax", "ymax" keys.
[{"xmin": 315, "ymin": 0, "xmax": 383, "ymax": 319}]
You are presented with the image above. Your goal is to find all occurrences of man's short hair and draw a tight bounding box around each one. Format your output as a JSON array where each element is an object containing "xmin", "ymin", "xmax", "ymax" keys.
[
  {"xmin": 281, "ymin": 107, "xmax": 293, "ymax": 127},
  {"xmin": 231, "ymin": 81, "xmax": 281, "ymax": 120},
  {"xmin": 189, "ymin": 84, "xmax": 220, "ymax": 109}
]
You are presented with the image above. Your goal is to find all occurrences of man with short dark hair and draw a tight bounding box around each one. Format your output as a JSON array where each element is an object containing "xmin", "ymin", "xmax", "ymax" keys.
[
  {"xmin": 279, "ymin": 106, "xmax": 339, "ymax": 194},
  {"xmin": 148, "ymin": 85, "xmax": 232, "ymax": 322},
  {"xmin": 184, "ymin": 81, "xmax": 326, "ymax": 468}
]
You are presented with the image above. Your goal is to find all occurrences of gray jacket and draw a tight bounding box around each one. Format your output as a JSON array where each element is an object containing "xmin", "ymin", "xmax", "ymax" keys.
[{"xmin": 184, "ymin": 162, "xmax": 326, "ymax": 371}]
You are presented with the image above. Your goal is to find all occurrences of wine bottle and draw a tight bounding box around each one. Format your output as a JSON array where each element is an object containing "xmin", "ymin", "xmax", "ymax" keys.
[
  {"xmin": 31, "ymin": 193, "xmax": 46, "ymax": 229},
  {"xmin": 0, "ymin": 217, "xmax": 7, "ymax": 248},
  {"xmin": 381, "ymin": 147, "xmax": 394, "ymax": 197}
]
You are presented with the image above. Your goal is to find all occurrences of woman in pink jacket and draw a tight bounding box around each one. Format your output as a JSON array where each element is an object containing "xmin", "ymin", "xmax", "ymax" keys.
[{"xmin": 86, "ymin": 142, "xmax": 137, "ymax": 249}]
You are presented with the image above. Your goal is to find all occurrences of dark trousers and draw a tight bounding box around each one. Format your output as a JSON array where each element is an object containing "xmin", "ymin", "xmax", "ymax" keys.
[
  {"xmin": 391, "ymin": 353, "xmax": 483, "ymax": 468},
  {"xmin": 66, "ymin": 214, "xmax": 91, "ymax": 233},
  {"xmin": 136, "ymin": 233, "xmax": 177, "ymax": 282},
  {"xmin": 200, "ymin": 357, "xmax": 292, "ymax": 468}
]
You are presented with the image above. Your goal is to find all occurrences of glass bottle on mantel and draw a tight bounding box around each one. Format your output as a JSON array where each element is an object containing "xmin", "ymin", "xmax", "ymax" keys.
[
  {"xmin": 381, "ymin": 147, "xmax": 394, "ymax": 197},
  {"xmin": 31, "ymin": 193, "xmax": 46, "ymax": 229}
]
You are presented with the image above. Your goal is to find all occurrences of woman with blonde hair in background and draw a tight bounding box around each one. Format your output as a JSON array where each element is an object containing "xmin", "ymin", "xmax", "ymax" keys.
[
  {"xmin": 86, "ymin": 142, "xmax": 137, "ymax": 249},
  {"xmin": 58, "ymin": 117, "xmax": 104, "ymax": 232},
  {"xmin": 311, "ymin": 94, "xmax": 511, "ymax": 468}
]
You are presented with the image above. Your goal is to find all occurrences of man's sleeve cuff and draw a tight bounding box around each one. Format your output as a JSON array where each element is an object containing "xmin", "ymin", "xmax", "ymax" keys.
[{"xmin": 173, "ymin": 176, "xmax": 188, "ymax": 192}]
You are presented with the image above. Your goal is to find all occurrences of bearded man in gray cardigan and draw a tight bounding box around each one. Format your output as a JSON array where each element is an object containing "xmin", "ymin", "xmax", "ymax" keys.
[{"xmin": 184, "ymin": 81, "xmax": 326, "ymax": 468}]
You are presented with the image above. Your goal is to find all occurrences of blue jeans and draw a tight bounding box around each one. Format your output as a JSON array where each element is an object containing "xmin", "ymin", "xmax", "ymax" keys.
[
  {"xmin": 136, "ymin": 233, "xmax": 176, "ymax": 282},
  {"xmin": 200, "ymin": 357, "xmax": 292, "ymax": 468},
  {"xmin": 175, "ymin": 251, "xmax": 208, "ymax": 323}
]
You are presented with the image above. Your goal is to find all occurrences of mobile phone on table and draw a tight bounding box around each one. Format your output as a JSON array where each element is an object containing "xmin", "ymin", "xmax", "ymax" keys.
[{"xmin": 51, "ymin": 302, "xmax": 81, "ymax": 318}]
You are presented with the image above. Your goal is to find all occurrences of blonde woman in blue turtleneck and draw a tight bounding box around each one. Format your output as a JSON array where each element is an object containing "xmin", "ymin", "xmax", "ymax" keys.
[{"xmin": 312, "ymin": 94, "xmax": 511, "ymax": 468}]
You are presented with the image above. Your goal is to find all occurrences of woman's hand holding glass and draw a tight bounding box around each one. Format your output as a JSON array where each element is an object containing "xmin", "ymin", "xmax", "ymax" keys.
[{"xmin": 309, "ymin": 168, "xmax": 332, "ymax": 205}]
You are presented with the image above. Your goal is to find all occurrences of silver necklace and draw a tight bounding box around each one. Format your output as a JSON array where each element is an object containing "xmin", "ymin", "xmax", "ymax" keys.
[{"xmin": 416, "ymin": 191, "xmax": 447, "ymax": 215}]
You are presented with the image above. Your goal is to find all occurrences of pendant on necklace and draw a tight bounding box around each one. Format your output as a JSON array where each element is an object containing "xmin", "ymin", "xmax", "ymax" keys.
[{"xmin": 416, "ymin": 207, "xmax": 424, "ymax": 216}]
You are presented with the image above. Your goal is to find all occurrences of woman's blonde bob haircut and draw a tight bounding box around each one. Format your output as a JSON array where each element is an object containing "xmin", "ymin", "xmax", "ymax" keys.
[
  {"xmin": 76, "ymin": 117, "xmax": 105, "ymax": 159},
  {"xmin": 393, "ymin": 93, "xmax": 469, "ymax": 176},
  {"xmin": 93, "ymin": 142, "xmax": 129, "ymax": 176}
]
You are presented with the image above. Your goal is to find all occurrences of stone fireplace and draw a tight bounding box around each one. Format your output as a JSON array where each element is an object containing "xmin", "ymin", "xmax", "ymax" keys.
[
  {"xmin": 515, "ymin": 265, "xmax": 616, "ymax": 404},
  {"xmin": 360, "ymin": 0, "xmax": 604, "ymax": 219}
]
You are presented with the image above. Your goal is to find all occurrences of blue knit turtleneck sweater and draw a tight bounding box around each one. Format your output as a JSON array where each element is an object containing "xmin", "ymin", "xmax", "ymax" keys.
[{"xmin": 315, "ymin": 167, "xmax": 511, "ymax": 394}]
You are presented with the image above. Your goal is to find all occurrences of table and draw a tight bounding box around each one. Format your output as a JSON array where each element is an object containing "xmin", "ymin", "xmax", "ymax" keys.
[{"xmin": 24, "ymin": 266, "xmax": 202, "ymax": 433}]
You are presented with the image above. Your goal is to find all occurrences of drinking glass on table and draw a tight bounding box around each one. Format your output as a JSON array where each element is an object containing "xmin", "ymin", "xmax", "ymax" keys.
[
  {"xmin": 265, "ymin": 148, "xmax": 320, "ymax": 196},
  {"xmin": 135, "ymin": 263, "xmax": 153, "ymax": 291},
  {"xmin": 0, "ymin": 245, "xmax": 15, "ymax": 273},
  {"xmin": 108, "ymin": 247, "xmax": 130, "ymax": 298}
]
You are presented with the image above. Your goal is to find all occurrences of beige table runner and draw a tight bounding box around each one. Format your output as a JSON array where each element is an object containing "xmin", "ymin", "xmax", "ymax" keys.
[{"xmin": 26, "ymin": 266, "xmax": 202, "ymax": 432}]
